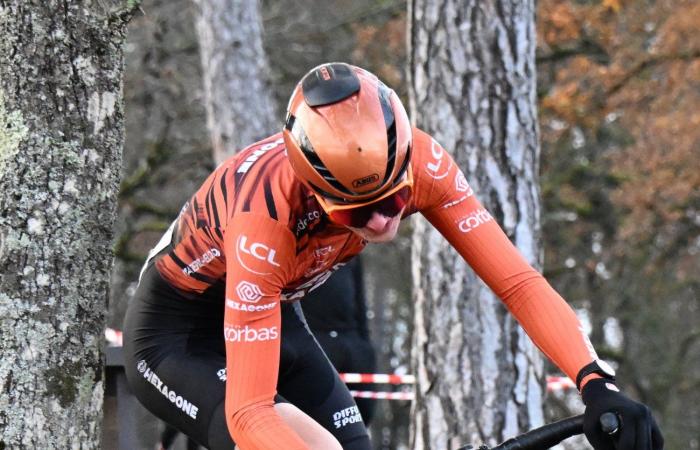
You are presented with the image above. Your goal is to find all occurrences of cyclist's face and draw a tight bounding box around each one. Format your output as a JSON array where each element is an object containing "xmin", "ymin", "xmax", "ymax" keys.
[{"xmin": 344, "ymin": 208, "xmax": 404, "ymax": 242}]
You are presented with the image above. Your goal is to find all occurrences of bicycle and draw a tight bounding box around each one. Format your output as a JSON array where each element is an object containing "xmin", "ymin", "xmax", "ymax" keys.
[{"xmin": 457, "ymin": 412, "xmax": 619, "ymax": 450}]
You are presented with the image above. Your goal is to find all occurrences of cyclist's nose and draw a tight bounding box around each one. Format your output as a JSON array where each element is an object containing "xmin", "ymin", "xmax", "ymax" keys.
[{"xmin": 364, "ymin": 211, "xmax": 392, "ymax": 232}]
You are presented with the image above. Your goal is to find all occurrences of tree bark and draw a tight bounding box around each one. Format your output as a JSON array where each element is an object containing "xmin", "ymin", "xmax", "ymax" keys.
[
  {"xmin": 0, "ymin": 1, "xmax": 136, "ymax": 447},
  {"xmin": 408, "ymin": 0, "xmax": 544, "ymax": 448},
  {"xmin": 193, "ymin": 0, "xmax": 278, "ymax": 163}
]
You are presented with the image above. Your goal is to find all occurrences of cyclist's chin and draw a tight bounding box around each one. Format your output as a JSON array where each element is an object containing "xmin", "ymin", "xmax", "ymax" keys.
[{"xmin": 347, "ymin": 215, "xmax": 402, "ymax": 243}]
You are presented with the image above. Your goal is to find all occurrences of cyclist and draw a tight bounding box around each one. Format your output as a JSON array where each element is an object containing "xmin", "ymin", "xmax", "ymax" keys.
[{"xmin": 123, "ymin": 62, "xmax": 663, "ymax": 450}]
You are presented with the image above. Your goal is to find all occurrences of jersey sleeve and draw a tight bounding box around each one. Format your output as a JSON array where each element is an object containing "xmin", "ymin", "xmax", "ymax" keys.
[
  {"xmin": 222, "ymin": 213, "xmax": 309, "ymax": 449},
  {"xmin": 414, "ymin": 134, "xmax": 598, "ymax": 384}
]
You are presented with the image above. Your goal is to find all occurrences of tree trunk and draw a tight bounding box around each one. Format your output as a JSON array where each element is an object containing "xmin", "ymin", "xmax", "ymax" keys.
[
  {"xmin": 0, "ymin": 2, "xmax": 136, "ymax": 447},
  {"xmin": 193, "ymin": 0, "xmax": 278, "ymax": 163},
  {"xmin": 408, "ymin": 0, "xmax": 543, "ymax": 448}
]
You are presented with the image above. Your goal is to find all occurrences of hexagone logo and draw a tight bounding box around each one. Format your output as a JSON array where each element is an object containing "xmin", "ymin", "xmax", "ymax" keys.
[
  {"xmin": 223, "ymin": 325, "xmax": 279, "ymax": 343},
  {"xmin": 236, "ymin": 281, "xmax": 263, "ymax": 303},
  {"xmin": 226, "ymin": 298, "xmax": 276, "ymax": 313},
  {"xmin": 454, "ymin": 171, "xmax": 473, "ymax": 195}
]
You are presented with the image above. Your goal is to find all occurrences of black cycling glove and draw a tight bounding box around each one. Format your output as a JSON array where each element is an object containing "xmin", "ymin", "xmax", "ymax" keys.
[{"xmin": 582, "ymin": 378, "xmax": 664, "ymax": 450}]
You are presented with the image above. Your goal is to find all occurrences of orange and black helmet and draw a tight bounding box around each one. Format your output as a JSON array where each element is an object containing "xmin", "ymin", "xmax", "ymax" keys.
[{"xmin": 283, "ymin": 63, "xmax": 412, "ymax": 212}]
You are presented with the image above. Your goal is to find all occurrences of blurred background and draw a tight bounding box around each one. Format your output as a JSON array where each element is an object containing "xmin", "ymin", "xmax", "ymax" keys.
[{"xmin": 105, "ymin": 0, "xmax": 699, "ymax": 448}]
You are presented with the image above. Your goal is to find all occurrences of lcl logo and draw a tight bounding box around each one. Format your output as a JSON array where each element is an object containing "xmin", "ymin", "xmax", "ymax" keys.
[
  {"xmin": 237, "ymin": 236, "xmax": 280, "ymax": 267},
  {"xmin": 425, "ymin": 139, "xmax": 451, "ymax": 180}
]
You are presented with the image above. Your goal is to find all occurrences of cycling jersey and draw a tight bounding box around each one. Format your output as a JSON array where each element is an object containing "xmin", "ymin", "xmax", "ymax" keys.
[{"xmin": 144, "ymin": 127, "xmax": 598, "ymax": 448}]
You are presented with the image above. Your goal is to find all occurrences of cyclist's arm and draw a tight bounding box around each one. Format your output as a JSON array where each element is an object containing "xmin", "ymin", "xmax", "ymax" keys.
[
  {"xmin": 222, "ymin": 213, "xmax": 309, "ymax": 449},
  {"xmin": 414, "ymin": 136, "xmax": 598, "ymax": 384}
]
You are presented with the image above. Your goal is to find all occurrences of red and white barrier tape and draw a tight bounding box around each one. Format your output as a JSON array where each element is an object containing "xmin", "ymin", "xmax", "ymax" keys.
[
  {"xmin": 546, "ymin": 375, "xmax": 576, "ymax": 392},
  {"xmin": 345, "ymin": 375, "xmax": 574, "ymax": 400},
  {"xmin": 341, "ymin": 373, "xmax": 574, "ymax": 390},
  {"xmin": 339, "ymin": 373, "xmax": 415, "ymax": 385},
  {"xmin": 105, "ymin": 328, "xmax": 123, "ymax": 347},
  {"xmin": 106, "ymin": 328, "xmax": 576, "ymax": 398},
  {"xmin": 349, "ymin": 390, "xmax": 414, "ymax": 401}
]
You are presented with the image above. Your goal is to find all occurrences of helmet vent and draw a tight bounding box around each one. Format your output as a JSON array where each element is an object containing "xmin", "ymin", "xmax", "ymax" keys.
[
  {"xmin": 378, "ymin": 83, "xmax": 397, "ymax": 185},
  {"xmin": 393, "ymin": 143, "xmax": 411, "ymax": 186},
  {"xmin": 302, "ymin": 63, "xmax": 361, "ymax": 107}
]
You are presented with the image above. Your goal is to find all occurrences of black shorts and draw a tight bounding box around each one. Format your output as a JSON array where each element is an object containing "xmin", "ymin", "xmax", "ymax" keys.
[
  {"xmin": 313, "ymin": 330, "xmax": 377, "ymax": 425},
  {"xmin": 123, "ymin": 266, "xmax": 371, "ymax": 449}
]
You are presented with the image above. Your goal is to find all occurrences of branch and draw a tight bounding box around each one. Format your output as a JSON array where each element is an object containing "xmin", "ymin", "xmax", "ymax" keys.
[
  {"xmin": 537, "ymin": 38, "xmax": 610, "ymax": 65},
  {"xmin": 606, "ymin": 49, "xmax": 700, "ymax": 96},
  {"xmin": 130, "ymin": 201, "xmax": 177, "ymax": 219}
]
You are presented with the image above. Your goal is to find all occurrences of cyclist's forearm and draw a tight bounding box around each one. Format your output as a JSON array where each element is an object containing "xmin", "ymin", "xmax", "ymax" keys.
[
  {"xmin": 425, "ymin": 203, "xmax": 598, "ymax": 382},
  {"xmin": 504, "ymin": 278, "xmax": 598, "ymax": 382}
]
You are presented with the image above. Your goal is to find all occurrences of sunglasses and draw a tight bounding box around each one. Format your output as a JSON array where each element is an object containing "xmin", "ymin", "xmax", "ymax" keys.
[
  {"xmin": 324, "ymin": 185, "xmax": 412, "ymax": 228},
  {"xmin": 312, "ymin": 164, "xmax": 414, "ymax": 228}
]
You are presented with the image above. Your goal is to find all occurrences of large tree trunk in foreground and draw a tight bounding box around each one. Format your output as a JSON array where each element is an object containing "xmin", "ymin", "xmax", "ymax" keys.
[
  {"xmin": 0, "ymin": 1, "xmax": 136, "ymax": 447},
  {"xmin": 193, "ymin": 0, "xmax": 278, "ymax": 163},
  {"xmin": 408, "ymin": 0, "xmax": 544, "ymax": 448}
]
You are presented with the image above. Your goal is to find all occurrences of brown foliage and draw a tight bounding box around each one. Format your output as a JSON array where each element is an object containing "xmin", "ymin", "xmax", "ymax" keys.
[
  {"xmin": 538, "ymin": 3, "xmax": 699, "ymax": 444},
  {"xmin": 351, "ymin": 13, "xmax": 407, "ymax": 96},
  {"xmin": 539, "ymin": 0, "xmax": 700, "ymax": 243}
]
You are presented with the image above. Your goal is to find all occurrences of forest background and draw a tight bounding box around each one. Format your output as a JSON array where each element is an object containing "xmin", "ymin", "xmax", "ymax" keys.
[{"xmin": 108, "ymin": 0, "xmax": 699, "ymax": 448}]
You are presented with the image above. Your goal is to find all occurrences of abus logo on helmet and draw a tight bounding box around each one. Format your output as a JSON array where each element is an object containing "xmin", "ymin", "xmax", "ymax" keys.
[
  {"xmin": 223, "ymin": 325, "xmax": 279, "ymax": 343},
  {"xmin": 352, "ymin": 173, "xmax": 379, "ymax": 188},
  {"xmin": 236, "ymin": 281, "xmax": 263, "ymax": 303},
  {"xmin": 457, "ymin": 208, "xmax": 493, "ymax": 233}
]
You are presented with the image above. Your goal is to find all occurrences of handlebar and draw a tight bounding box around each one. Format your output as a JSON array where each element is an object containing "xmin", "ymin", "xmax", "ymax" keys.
[
  {"xmin": 491, "ymin": 414, "xmax": 583, "ymax": 450},
  {"xmin": 457, "ymin": 412, "xmax": 619, "ymax": 450}
]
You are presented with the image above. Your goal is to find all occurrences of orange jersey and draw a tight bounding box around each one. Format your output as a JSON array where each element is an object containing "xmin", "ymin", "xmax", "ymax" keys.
[{"xmin": 149, "ymin": 128, "xmax": 597, "ymax": 449}]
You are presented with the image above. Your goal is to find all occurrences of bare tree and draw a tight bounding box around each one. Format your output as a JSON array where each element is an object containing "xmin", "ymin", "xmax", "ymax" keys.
[
  {"xmin": 193, "ymin": 0, "xmax": 278, "ymax": 163},
  {"xmin": 0, "ymin": 1, "xmax": 137, "ymax": 447},
  {"xmin": 408, "ymin": 0, "xmax": 543, "ymax": 448}
]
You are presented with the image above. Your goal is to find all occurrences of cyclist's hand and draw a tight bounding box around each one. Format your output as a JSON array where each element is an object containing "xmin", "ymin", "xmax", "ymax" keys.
[{"xmin": 582, "ymin": 378, "xmax": 664, "ymax": 450}]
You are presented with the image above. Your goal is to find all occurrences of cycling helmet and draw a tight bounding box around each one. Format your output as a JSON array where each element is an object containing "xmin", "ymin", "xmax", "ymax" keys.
[{"xmin": 283, "ymin": 63, "xmax": 412, "ymax": 207}]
